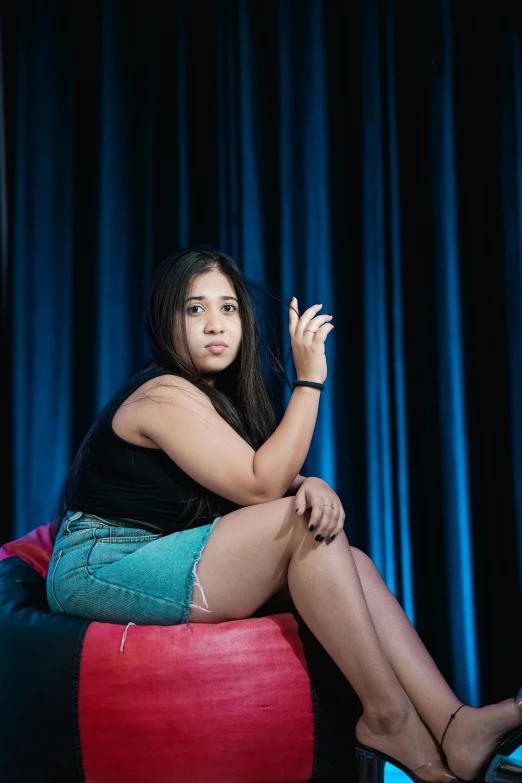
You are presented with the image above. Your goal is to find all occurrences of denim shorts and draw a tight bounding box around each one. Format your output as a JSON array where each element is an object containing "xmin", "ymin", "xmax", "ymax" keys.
[{"xmin": 46, "ymin": 510, "xmax": 222, "ymax": 626}]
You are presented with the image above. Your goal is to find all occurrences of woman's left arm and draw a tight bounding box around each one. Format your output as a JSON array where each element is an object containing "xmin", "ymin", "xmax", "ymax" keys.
[{"xmin": 284, "ymin": 474, "xmax": 307, "ymax": 496}]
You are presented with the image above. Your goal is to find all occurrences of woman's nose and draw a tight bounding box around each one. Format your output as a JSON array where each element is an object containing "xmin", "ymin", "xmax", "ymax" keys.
[
  {"xmin": 205, "ymin": 320, "xmax": 224, "ymax": 332},
  {"xmin": 204, "ymin": 308, "xmax": 226, "ymax": 331}
]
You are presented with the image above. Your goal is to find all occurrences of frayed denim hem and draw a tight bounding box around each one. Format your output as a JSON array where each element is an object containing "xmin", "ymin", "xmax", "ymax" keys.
[{"xmin": 181, "ymin": 515, "xmax": 222, "ymax": 623}]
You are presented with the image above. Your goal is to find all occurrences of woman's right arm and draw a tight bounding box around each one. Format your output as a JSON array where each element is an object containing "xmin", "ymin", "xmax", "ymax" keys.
[
  {"xmin": 138, "ymin": 298, "xmax": 334, "ymax": 507},
  {"xmin": 136, "ymin": 380, "xmax": 322, "ymax": 507},
  {"xmin": 252, "ymin": 386, "xmax": 322, "ymax": 501},
  {"xmin": 252, "ymin": 297, "xmax": 334, "ymax": 501}
]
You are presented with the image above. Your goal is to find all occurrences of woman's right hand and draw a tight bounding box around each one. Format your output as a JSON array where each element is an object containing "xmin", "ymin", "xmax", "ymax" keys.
[{"xmin": 288, "ymin": 297, "xmax": 334, "ymax": 385}]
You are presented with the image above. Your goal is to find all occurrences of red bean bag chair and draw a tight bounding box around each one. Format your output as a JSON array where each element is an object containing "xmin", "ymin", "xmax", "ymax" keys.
[{"xmin": 0, "ymin": 522, "xmax": 358, "ymax": 783}]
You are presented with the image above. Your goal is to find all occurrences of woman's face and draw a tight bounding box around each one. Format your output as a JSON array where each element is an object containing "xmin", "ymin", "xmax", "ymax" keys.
[{"xmin": 175, "ymin": 269, "xmax": 242, "ymax": 385}]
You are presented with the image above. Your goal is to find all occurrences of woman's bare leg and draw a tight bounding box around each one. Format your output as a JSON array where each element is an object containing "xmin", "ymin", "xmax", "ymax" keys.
[
  {"xmin": 347, "ymin": 548, "xmax": 461, "ymax": 737},
  {"xmin": 349, "ymin": 547, "xmax": 522, "ymax": 780},
  {"xmin": 190, "ymin": 498, "xmax": 452, "ymax": 779},
  {"xmin": 255, "ymin": 547, "xmax": 522, "ymax": 779},
  {"xmin": 191, "ymin": 497, "xmax": 522, "ymax": 779},
  {"xmin": 284, "ymin": 529, "xmax": 454, "ymax": 774}
]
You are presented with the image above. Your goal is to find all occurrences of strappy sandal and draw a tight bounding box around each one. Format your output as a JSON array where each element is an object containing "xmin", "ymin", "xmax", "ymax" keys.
[
  {"xmin": 355, "ymin": 742, "xmax": 458, "ymax": 783},
  {"xmin": 440, "ymin": 694, "xmax": 522, "ymax": 783}
]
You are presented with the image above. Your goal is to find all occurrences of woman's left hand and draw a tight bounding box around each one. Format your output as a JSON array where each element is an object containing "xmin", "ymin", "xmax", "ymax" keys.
[{"xmin": 293, "ymin": 477, "xmax": 345, "ymax": 543}]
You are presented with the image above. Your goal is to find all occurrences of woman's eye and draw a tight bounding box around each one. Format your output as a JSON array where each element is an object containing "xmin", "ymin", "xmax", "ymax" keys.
[{"xmin": 188, "ymin": 304, "xmax": 237, "ymax": 314}]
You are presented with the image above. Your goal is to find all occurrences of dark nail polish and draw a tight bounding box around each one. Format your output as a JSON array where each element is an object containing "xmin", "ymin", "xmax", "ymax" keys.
[
  {"xmin": 315, "ymin": 535, "xmax": 324, "ymax": 542},
  {"xmin": 309, "ymin": 525, "xmax": 315, "ymax": 532},
  {"xmin": 330, "ymin": 534, "xmax": 336, "ymax": 540}
]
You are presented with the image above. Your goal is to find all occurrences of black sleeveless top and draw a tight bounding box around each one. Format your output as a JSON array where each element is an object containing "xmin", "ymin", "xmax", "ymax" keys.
[{"xmin": 72, "ymin": 367, "xmax": 242, "ymax": 534}]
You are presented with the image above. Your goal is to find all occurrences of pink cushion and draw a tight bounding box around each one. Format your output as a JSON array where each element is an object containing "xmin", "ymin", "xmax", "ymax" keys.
[{"xmin": 0, "ymin": 520, "xmax": 55, "ymax": 578}]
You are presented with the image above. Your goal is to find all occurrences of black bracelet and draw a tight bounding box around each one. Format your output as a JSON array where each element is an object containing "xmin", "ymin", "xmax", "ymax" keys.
[{"xmin": 293, "ymin": 380, "xmax": 325, "ymax": 391}]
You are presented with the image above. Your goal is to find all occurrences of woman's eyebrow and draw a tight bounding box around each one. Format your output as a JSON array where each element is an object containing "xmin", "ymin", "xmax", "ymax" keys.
[{"xmin": 184, "ymin": 295, "xmax": 238, "ymax": 303}]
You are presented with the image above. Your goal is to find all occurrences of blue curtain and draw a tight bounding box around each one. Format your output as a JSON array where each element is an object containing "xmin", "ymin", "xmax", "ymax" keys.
[
  {"xmin": 430, "ymin": 0, "xmax": 478, "ymax": 706},
  {"xmin": 501, "ymin": 22, "xmax": 522, "ymax": 600},
  {"xmin": 3, "ymin": 0, "xmax": 522, "ymax": 703}
]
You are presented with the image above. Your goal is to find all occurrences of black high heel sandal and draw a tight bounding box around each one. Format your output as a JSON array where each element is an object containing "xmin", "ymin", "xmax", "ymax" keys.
[
  {"xmin": 355, "ymin": 742, "xmax": 458, "ymax": 783},
  {"xmin": 440, "ymin": 693, "xmax": 522, "ymax": 783}
]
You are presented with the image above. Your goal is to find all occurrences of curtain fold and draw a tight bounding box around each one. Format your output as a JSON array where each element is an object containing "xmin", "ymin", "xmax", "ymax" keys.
[
  {"xmin": 4, "ymin": 0, "xmax": 522, "ymax": 700},
  {"xmin": 501, "ymin": 25, "xmax": 522, "ymax": 602},
  {"xmin": 11, "ymin": 1, "xmax": 75, "ymax": 539},
  {"xmin": 431, "ymin": 0, "xmax": 479, "ymax": 706}
]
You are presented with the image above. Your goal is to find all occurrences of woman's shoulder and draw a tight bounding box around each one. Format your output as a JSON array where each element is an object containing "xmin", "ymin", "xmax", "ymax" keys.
[
  {"xmin": 111, "ymin": 369, "xmax": 209, "ymax": 447},
  {"xmin": 119, "ymin": 366, "xmax": 213, "ymax": 416},
  {"xmin": 134, "ymin": 366, "xmax": 206, "ymax": 395},
  {"xmin": 137, "ymin": 375, "xmax": 215, "ymax": 413}
]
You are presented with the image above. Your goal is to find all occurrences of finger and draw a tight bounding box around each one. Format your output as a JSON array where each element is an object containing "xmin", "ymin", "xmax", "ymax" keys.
[
  {"xmin": 294, "ymin": 490, "xmax": 305, "ymax": 515},
  {"xmin": 302, "ymin": 314, "xmax": 334, "ymax": 339},
  {"xmin": 306, "ymin": 505, "xmax": 324, "ymax": 534},
  {"xmin": 288, "ymin": 297, "xmax": 300, "ymax": 339},
  {"xmin": 323, "ymin": 506, "xmax": 340, "ymax": 540},
  {"xmin": 313, "ymin": 505, "xmax": 335, "ymax": 540},
  {"xmin": 309, "ymin": 322, "xmax": 335, "ymax": 344},
  {"xmin": 296, "ymin": 304, "xmax": 324, "ymax": 340},
  {"xmin": 327, "ymin": 510, "xmax": 346, "ymax": 543}
]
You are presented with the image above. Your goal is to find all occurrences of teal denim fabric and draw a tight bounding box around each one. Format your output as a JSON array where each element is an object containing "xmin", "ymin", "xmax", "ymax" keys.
[{"xmin": 46, "ymin": 510, "xmax": 221, "ymax": 625}]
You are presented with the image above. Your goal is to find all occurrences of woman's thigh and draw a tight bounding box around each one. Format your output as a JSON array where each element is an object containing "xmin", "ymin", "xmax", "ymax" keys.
[{"xmin": 186, "ymin": 496, "xmax": 317, "ymax": 624}]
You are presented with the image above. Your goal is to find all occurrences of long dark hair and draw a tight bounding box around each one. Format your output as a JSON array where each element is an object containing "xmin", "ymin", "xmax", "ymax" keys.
[{"xmin": 52, "ymin": 245, "xmax": 297, "ymax": 536}]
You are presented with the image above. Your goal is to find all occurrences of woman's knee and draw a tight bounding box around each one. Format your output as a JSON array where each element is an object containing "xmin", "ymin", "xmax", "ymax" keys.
[{"xmin": 350, "ymin": 545, "xmax": 375, "ymax": 571}]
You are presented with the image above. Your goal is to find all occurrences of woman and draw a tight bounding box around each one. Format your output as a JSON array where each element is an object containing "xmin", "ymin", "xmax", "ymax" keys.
[{"xmin": 47, "ymin": 245, "xmax": 521, "ymax": 783}]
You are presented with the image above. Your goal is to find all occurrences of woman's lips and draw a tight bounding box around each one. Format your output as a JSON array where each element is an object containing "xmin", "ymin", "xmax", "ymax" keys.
[{"xmin": 205, "ymin": 345, "xmax": 227, "ymax": 353}]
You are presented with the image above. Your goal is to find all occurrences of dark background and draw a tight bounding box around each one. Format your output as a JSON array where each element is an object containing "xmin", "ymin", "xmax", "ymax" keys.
[{"xmin": 2, "ymin": 0, "xmax": 522, "ymax": 706}]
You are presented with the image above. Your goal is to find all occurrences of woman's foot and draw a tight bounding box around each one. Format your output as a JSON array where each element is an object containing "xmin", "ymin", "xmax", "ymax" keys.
[
  {"xmin": 442, "ymin": 699, "xmax": 522, "ymax": 780},
  {"xmin": 356, "ymin": 707, "xmax": 457, "ymax": 782}
]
